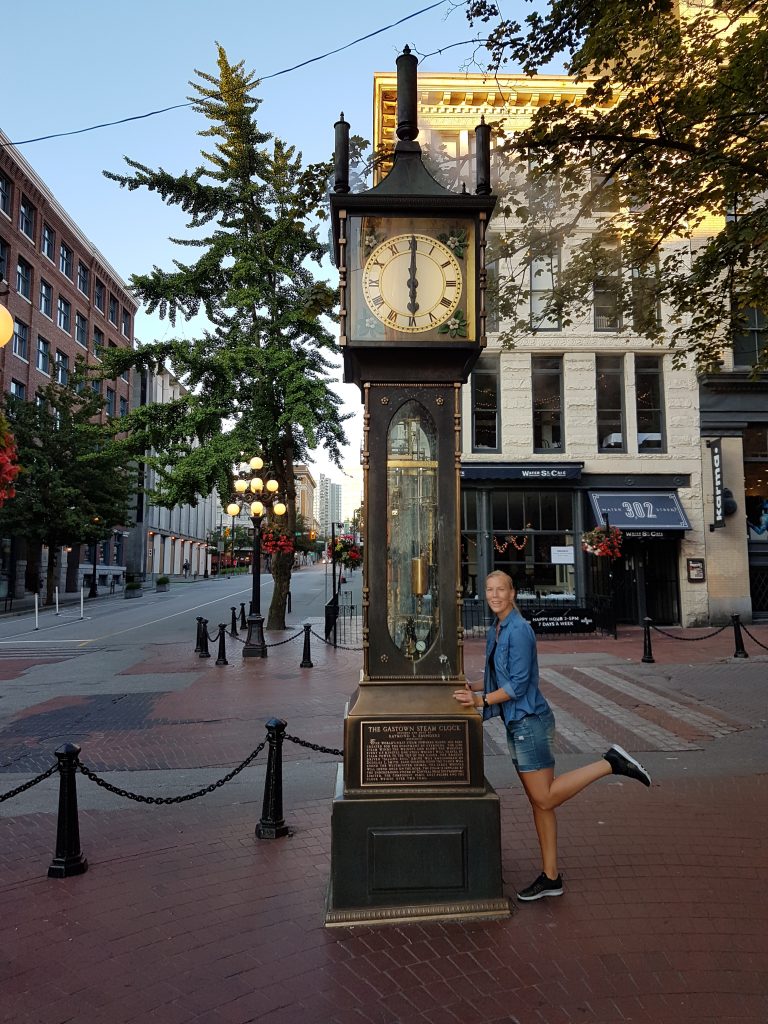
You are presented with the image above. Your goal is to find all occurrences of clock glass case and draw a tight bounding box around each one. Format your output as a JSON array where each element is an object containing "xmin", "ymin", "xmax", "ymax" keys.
[{"xmin": 348, "ymin": 216, "xmax": 476, "ymax": 342}]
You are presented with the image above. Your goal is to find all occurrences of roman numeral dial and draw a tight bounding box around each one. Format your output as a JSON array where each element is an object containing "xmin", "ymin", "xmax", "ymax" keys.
[{"xmin": 362, "ymin": 233, "xmax": 463, "ymax": 334}]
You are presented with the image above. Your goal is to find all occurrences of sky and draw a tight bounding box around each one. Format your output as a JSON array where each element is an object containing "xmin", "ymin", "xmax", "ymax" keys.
[{"xmin": 3, "ymin": 0, "xmax": 534, "ymax": 514}]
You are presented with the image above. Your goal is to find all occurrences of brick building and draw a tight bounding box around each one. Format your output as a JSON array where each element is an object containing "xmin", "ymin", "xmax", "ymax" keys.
[{"xmin": 0, "ymin": 129, "xmax": 136, "ymax": 598}]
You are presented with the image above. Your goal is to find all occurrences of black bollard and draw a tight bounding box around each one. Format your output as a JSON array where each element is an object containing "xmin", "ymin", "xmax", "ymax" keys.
[
  {"xmin": 287, "ymin": 590, "xmax": 292, "ymax": 614},
  {"xmin": 240, "ymin": 602, "xmax": 247, "ymax": 630},
  {"xmin": 215, "ymin": 623, "xmax": 229, "ymax": 665},
  {"xmin": 199, "ymin": 618, "xmax": 211, "ymax": 659},
  {"xmin": 731, "ymin": 613, "xmax": 749, "ymax": 659},
  {"xmin": 300, "ymin": 622, "xmax": 313, "ymax": 668},
  {"xmin": 230, "ymin": 606, "xmax": 239, "ymax": 637},
  {"xmin": 641, "ymin": 617, "xmax": 655, "ymax": 663},
  {"xmin": 48, "ymin": 743, "xmax": 88, "ymax": 878},
  {"xmin": 194, "ymin": 615, "xmax": 204, "ymax": 653},
  {"xmin": 256, "ymin": 718, "xmax": 290, "ymax": 839}
]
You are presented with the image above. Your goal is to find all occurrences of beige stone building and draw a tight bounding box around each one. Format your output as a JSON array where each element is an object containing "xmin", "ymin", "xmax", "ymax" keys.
[{"xmin": 371, "ymin": 71, "xmax": 758, "ymax": 626}]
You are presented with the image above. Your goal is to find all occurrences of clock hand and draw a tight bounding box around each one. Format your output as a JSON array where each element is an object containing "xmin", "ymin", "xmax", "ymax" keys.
[{"xmin": 407, "ymin": 235, "xmax": 419, "ymax": 314}]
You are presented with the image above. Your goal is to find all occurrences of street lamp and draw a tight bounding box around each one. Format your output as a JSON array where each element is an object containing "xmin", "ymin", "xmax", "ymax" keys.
[{"xmin": 226, "ymin": 456, "xmax": 286, "ymax": 658}]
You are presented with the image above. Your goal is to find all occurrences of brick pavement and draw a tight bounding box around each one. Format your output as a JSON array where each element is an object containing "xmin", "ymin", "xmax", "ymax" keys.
[{"xmin": 1, "ymin": 621, "xmax": 767, "ymax": 1023}]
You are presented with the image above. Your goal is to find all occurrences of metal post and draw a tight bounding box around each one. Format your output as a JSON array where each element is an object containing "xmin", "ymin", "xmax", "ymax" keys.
[
  {"xmin": 88, "ymin": 541, "xmax": 98, "ymax": 598},
  {"xmin": 48, "ymin": 743, "xmax": 88, "ymax": 878},
  {"xmin": 230, "ymin": 606, "xmax": 239, "ymax": 637},
  {"xmin": 256, "ymin": 718, "xmax": 290, "ymax": 839},
  {"xmin": 239, "ymin": 602, "xmax": 247, "ymax": 629},
  {"xmin": 199, "ymin": 618, "xmax": 211, "ymax": 659},
  {"xmin": 641, "ymin": 617, "xmax": 655, "ymax": 663},
  {"xmin": 243, "ymin": 515, "xmax": 267, "ymax": 658},
  {"xmin": 287, "ymin": 590, "xmax": 292, "ymax": 614},
  {"xmin": 731, "ymin": 613, "xmax": 749, "ymax": 659},
  {"xmin": 300, "ymin": 622, "xmax": 313, "ymax": 668},
  {"xmin": 215, "ymin": 623, "xmax": 228, "ymax": 665},
  {"xmin": 194, "ymin": 615, "xmax": 204, "ymax": 653}
]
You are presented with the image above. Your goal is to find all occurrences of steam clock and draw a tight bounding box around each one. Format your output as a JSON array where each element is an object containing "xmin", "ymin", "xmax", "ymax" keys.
[{"xmin": 326, "ymin": 48, "xmax": 510, "ymax": 924}]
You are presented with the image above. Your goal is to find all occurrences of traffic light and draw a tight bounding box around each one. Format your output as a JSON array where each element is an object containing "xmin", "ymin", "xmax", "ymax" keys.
[
  {"xmin": 309, "ymin": 530, "xmax": 317, "ymax": 541},
  {"xmin": 223, "ymin": 527, "xmax": 230, "ymax": 538}
]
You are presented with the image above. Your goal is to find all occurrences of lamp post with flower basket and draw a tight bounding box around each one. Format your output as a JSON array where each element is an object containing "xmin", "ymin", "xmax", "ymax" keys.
[
  {"xmin": 582, "ymin": 516, "xmax": 622, "ymax": 638},
  {"xmin": 226, "ymin": 457, "xmax": 287, "ymax": 659}
]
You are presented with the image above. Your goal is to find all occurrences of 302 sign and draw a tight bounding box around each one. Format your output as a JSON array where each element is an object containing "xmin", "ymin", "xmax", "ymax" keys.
[{"xmin": 621, "ymin": 501, "xmax": 657, "ymax": 519}]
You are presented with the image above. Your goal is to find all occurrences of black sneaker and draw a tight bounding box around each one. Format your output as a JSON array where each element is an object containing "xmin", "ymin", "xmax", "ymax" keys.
[
  {"xmin": 604, "ymin": 744, "xmax": 652, "ymax": 787},
  {"xmin": 516, "ymin": 872, "xmax": 563, "ymax": 901}
]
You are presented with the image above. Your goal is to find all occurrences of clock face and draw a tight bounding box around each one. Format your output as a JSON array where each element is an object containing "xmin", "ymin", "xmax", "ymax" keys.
[
  {"xmin": 346, "ymin": 216, "xmax": 476, "ymax": 342},
  {"xmin": 361, "ymin": 233, "xmax": 463, "ymax": 334}
]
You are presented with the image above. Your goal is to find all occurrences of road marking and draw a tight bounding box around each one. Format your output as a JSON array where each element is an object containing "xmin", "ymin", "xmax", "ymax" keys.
[{"xmin": 540, "ymin": 667, "xmax": 698, "ymax": 750}]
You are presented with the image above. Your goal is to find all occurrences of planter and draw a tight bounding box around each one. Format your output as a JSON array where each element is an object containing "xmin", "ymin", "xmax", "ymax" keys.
[
  {"xmin": 155, "ymin": 584, "xmax": 169, "ymax": 593},
  {"xmin": 124, "ymin": 588, "xmax": 143, "ymax": 599}
]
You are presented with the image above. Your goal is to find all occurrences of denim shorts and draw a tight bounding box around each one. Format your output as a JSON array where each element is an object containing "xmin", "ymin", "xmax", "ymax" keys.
[{"xmin": 505, "ymin": 709, "xmax": 556, "ymax": 772}]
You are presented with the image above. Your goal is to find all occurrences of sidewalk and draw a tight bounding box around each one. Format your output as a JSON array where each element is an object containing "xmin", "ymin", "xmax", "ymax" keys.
[{"xmin": 1, "ymin": 618, "xmax": 767, "ymax": 1023}]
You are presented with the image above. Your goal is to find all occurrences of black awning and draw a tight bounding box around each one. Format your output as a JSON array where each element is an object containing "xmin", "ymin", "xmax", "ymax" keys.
[
  {"xmin": 461, "ymin": 462, "xmax": 583, "ymax": 481},
  {"xmin": 589, "ymin": 491, "xmax": 691, "ymax": 530}
]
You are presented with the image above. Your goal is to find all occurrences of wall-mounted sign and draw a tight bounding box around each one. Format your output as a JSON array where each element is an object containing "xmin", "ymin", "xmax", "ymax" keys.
[
  {"xmin": 461, "ymin": 463, "xmax": 583, "ymax": 481},
  {"xmin": 588, "ymin": 491, "xmax": 691, "ymax": 530},
  {"xmin": 551, "ymin": 545, "xmax": 575, "ymax": 564},
  {"xmin": 707, "ymin": 439, "xmax": 725, "ymax": 530},
  {"xmin": 687, "ymin": 558, "xmax": 706, "ymax": 582}
]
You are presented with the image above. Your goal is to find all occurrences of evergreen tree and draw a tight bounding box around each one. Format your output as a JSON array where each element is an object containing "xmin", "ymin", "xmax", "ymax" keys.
[
  {"xmin": 0, "ymin": 382, "xmax": 135, "ymax": 605},
  {"xmin": 462, "ymin": 0, "xmax": 768, "ymax": 370},
  {"xmin": 103, "ymin": 46, "xmax": 348, "ymax": 628}
]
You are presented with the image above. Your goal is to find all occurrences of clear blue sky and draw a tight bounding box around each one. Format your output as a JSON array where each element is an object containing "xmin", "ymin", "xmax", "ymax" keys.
[{"xmin": 3, "ymin": 0, "xmax": 535, "ymax": 480}]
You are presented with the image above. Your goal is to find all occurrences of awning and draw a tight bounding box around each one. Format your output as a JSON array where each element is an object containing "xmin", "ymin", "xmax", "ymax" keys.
[
  {"xmin": 461, "ymin": 462, "xmax": 583, "ymax": 481},
  {"xmin": 589, "ymin": 491, "xmax": 691, "ymax": 531}
]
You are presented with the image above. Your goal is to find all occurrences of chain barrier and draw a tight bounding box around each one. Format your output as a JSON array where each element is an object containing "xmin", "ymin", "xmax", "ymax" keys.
[
  {"xmin": 740, "ymin": 623, "xmax": 768, "ymax": 652},
  {"xmin": 309, "ymin": 628, "xmax": 363, "ymax": 652},
  {"xmin": 266, "ymin": 629, "xmax": 304, "ymax": 648},
  {"xmin": 0, "ymin": 762, "xmax": 58, "ymax": 803},
  {"xmin": 74, "ymin": 739, "xmax": 267, "ymax": 805},
  {"xmin": 650, "ymin": 623, "xmax": 728, "ymax": 642},
  {"xmin": 285, "ymin": 733, "xmax": 344, "ymax": 757}
]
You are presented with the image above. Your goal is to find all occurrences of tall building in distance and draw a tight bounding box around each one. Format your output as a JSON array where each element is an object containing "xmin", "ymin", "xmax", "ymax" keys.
[{"xmin": 316, "ymin": 473, "xmax": 342, "ymax": 538}]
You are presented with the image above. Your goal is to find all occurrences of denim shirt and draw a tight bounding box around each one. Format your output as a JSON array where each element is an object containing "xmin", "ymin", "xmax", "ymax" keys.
[{"xmin": 482, "ymin": 609, "xmax": 549, "ymax": 726}]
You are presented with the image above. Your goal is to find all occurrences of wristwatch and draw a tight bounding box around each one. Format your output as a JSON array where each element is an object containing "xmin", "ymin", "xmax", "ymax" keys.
[{"xmin": 482, "ymin": 694, "xmax": 490, "ymax": 709}]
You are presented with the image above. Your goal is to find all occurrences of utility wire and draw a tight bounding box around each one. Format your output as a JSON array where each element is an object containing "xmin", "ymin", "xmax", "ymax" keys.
[{"xmin": 3, "ymin": 0, "xmax": 451, "ymax": 149}]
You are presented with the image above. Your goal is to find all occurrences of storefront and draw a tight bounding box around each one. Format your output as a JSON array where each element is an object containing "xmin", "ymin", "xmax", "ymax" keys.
[{"xmin": 460, "ymin": 464, "xmax": 691, "ymax": 625}]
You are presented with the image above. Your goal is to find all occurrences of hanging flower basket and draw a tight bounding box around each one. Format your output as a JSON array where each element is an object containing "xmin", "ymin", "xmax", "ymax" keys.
[
  {"xmin": 327, "ymin": 535, "xmax": 362, "ymax": 570},
  {"xmin": 261, "ymin": 527, "xmax": 295, "ymax": 556},
  {"xmin": 582, "ymin": 525, "xmax": 623, "ymax": 559},
  {"xmin": 0, "ymin": 413, "xmax": 20, "ymax": 507}
]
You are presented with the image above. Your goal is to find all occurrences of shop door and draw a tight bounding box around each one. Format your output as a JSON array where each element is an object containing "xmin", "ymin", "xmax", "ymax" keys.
[{"xmin": 615, "ymin": 540, "xmax": 680, "ymax": 625}]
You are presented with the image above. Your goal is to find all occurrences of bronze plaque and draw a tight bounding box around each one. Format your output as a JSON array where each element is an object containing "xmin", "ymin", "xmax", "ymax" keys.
[{"xmin": 360, "ymin": 719, "xmax": 470, "ymax": 787}]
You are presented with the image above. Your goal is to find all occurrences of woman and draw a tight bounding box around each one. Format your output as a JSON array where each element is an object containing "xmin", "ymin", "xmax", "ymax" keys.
[{"xmin": 453, "ymin": 570, "xmax": 652, "ymax": 902}]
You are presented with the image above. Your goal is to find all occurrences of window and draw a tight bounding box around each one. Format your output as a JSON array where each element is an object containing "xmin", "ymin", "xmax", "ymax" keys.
[
  {"xmin": 18, "ymin": 196, "xmax": 35, "ymax": 239},
  {"xmin": 74, "ymin": 312, "xmax": 87, "ymax": 347},
  {"xmin": 36, "ymin": 335, "xmax": 51, "ymax": 374},
  {"xmin": 42, "ymin": 223, "xmax": 55, "ymax": 260},
  {"xmin": 91, "ymin": 378, "xmax": 101, "ymax": 396},
  {"xmin": 108, "ymin": 294, "xmax": 119, "ymax": 325},
  {"xmin": 594, "ymin": 240, "xmax": 622, "ymax": 331},
  {"xmin": 57, "ymin": 296, "xmax": 71, "ymax": 333},
  {"xmin": 733, "ymin": 307, "xmax": 768, "ymax": 367},
  {"xmin": 530, "ymin": 248, "xmax": 561, "ymax": 330},
  {"xmin": 55, "ymin": 350, "xmax": 69, "ymax": 385},
  {"xmin": 10, "ymin": 379, "xmax": 26, "ymax": 400},
  {"xmin": 631, "ymin": 260, "xmax": 660, "ymax": 332},
  {"xmin": 471, "ymin": 363, "xmax": 500, "ymax": 451},
  {"xmin": 121, "ymin": 309, "xmax": 131, "ymax": 337},
  {"xmin": 119, "ymin": 395, "xmax": 128, "ymax": 417},
  {"xmin": 16, "ymin": 258, "xmax": 32, "ymax": 300},
  {"xmin": 596, "ymin": 356, "xmax": 625, "ymax": 451},
  {"xmin": 528, "ymin": 149, "xmax": 560, "ymax": 216},
  {"xmin": 13, "ymin": 319, "xmax": 29, "ymax": 361},
  {"xmin": 0, "ymin": 173, "xmax": 11, "ymax": 217},
  {"xmin": 39, "ymin": 279, "xmax": 53, "ymax": 317},
  {"xmin": 35, "ymin": 392, "xmax": 47, "ymax": 410},
  {"xmin": 59, "ymin": 243, "xmax": 73, "ymax": 279},
  {"xmin": 106, "ymin": 387, "xmax": 115, "ymax": 417},
  {"xmin": 532, "ymin": 356, "xmax": 564, "ymax": 452},
  {"xmin": 635, "ymin": 355, "xmax": 665, "ymax": 451},
  {"xmin": 590, "ymin": 156, "xmax": 619, "ymax": 213},
  {"xmin": 0, "ymin": 237, "xmax": 7, "ymax": 282},
  {"xmin": 93, "ymin": 325, "xmax": 104, "ymax": 358},
  {"xmin": 94, "ymin": 279, "xmax": 105, "ymax": 312},
  {"xmin": 77, "ymin": 262, "xmax": 90, "ymax": 296}
]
